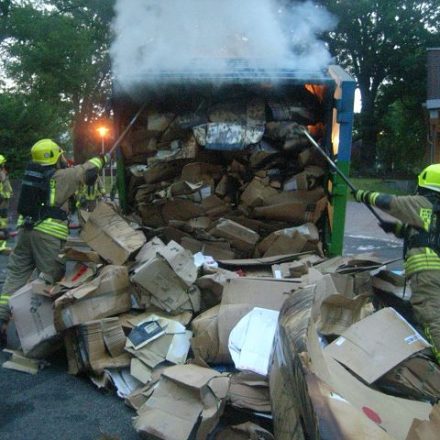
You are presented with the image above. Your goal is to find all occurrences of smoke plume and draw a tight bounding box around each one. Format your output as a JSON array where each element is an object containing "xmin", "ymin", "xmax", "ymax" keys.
[{"xmin": 111, "ymin": 0, "xmax": 336, "ymax": 87}]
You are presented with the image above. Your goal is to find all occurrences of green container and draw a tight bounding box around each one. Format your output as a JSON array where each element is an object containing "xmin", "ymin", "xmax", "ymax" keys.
[{"xmin": 114, "ymin": 63, "xmax": 355, "ymax": 256}]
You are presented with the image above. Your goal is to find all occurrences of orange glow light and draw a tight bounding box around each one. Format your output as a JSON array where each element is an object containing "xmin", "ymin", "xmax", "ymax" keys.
[{"xmin": 97, "ymin": 126, "xmax": 109, "ymax": 137}]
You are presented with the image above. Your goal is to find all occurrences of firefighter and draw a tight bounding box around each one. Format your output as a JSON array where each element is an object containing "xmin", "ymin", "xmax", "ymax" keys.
[
  {"xmin": 76, "ymin": 175, "xmax": 106, "ymax": 212},
  {"xmin": 0, "ymin": 139, "xmax": 108, "ymax": 346},
  {"xmin": 355, "ymin": 164, "xmax": 440, "ymax": 363},
  {"xmin": 0, "ymin": 155, "xmax": 13, "ymax": 252}
]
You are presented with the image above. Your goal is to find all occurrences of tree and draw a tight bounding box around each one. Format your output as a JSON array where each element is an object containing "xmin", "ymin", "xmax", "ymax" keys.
[
  {"xmin": 319, "ymin": 0, "xmax": 440, "ymax": 171},
  {"xmin": 1, "ymin": 0, "xmax": 114, "ymax": 163},
  {"xmin": 0, "ymin": 92, "xmax": 66, "ymax": 175}
]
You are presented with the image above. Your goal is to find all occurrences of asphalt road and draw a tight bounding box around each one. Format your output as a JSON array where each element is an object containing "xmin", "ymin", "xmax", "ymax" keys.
[{"xmin": 0, "ymin": 202, "xmax": 403, "ymax": 440}]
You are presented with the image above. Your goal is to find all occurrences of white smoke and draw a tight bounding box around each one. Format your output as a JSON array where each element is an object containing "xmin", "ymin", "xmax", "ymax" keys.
[{"xmin": 111, "ymin": 0, "xmax": 336, "ymax": 87}]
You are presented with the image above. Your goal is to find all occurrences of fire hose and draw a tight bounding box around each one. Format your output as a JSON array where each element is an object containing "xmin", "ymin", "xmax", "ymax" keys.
[{"xmin": 302, "ymin": 129, "xmax": 385, "ymax": 223}]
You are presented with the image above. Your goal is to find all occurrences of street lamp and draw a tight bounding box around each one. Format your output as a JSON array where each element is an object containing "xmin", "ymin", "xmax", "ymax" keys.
[{"xmin": 97, "ymin": 126, "xmax": 109, "ymax": 191}]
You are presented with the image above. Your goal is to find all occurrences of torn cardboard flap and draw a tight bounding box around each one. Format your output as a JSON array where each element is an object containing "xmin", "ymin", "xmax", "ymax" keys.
[
  {"xmin": 325, "ymin": 307, "xmax": 430, "ymax": 384},
  {"xmin": 54, "ymin": 265, "xmax": 131, "ymax": 330},
  {"xmin": 157, "ymin": 240, "xmax": 198, "ymax": 287},
  {"xmin": 317, "ymin": 294, "xmax": 374, "ymax": 336},
  {"xmin": 2, "ymin": 349, "xmax": 44, "ymax": 375},
  {"xmin": 372, "ymin": 270, "xmax": 412, "ymax": 300},
  {"xmin": 81, "ymin": 202, "xmax": 146, "ymax": 265},
  {"xmin": 406, "ymin": 404, "xmax": 440, "ymax": 440},
  {"xmin": 57, "ymin": 262, "xmax": 97, "ymax": 289},
  {"xmin": 134, "ymin": 364, "xmax": 229, "ymax": 440},
  {"xmin": 135, "ymin": 237, "xmax": 166, "ymax": 265},
  {"xmin": 307, "ymin": 321, "xmax": 432, "ymax": 440},
  {"xmin": 63, "ymin": 247, "xmax": 103, "ymax": 264},
  {"xmin": 228, "ymin": 372, "xmax": 271, "ymax": 413},
  {"xmin": 10, "ymin": 281, "xmax": 58, "ymax": 358}
]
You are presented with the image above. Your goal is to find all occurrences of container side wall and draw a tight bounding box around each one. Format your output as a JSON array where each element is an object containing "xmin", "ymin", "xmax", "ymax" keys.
[{"xmin": 327, "ymin": 66, "xmax": 356, "ymax": 256}]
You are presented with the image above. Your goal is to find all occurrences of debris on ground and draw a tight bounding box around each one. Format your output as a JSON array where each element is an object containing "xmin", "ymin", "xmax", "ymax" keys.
[{"xmin": 3, "ymin": 94, "xmax": 440, "ymax": 439}]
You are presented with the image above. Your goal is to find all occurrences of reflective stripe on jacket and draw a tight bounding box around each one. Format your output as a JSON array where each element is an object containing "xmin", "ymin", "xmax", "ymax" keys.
[
  {"xmin": 18, "ymin": 157, "xmax": 102, "ymax": 240},
  {"xmin": 367, "ymin": 192, "xmax": 440, "ymax": 276}
]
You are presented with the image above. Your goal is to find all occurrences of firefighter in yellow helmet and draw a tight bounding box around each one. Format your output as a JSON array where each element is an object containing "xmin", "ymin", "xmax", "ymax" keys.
[
  {"xmin": 0, "ymin": 155, "xmax": 13, "ymax": 252},
  {"xmin": 0, "ymin": 139, "xmax": 108, "ymax": 346},
  {"xmin": 355, "ymin": 164, "xmax": 440, "ymax": 363}
]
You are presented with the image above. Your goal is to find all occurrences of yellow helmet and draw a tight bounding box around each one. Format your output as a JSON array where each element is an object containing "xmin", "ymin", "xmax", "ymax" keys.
[
  {"xmin": 31, "ymin": 139, "xmax": 64, "ymax": 166},
  {"xmin": 418, "ymin": 164, "xmax": 440, "ymax": 193},
  {"xmin": 0, "ymin": 155, "xmax": 6, "ymax": 166}
]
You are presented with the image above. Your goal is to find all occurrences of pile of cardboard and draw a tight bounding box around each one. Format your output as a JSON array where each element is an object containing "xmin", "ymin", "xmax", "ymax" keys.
[
  {"xmin": 122, "ymin": 95, "xmax": 328, "ymax": 260},
  {"xmin": 4, "ymin": 202, "xmax": 440, "ymax": 439}
]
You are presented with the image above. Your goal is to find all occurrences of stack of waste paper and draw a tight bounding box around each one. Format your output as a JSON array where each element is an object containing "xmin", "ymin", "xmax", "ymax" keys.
[
  {"xmin": 3, "ymin": 201, "xmax": 440, "ymax": 439},
  {"xmin": 122, "ymin": 93, "xmax": 328, "ymax": 260}
]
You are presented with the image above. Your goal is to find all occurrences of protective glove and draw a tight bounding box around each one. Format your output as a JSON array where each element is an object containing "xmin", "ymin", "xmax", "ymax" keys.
[
  {"xmin": 0, "ymin": 319, "xmax": 8, "ymax": 348},
  {"xmin": 379, "ymin": 220, "xmax": 398, "ymax": 234}
]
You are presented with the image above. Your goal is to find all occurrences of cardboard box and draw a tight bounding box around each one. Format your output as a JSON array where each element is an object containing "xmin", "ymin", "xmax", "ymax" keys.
[
  {"xmin": 217, "ymin": 278, "xmax": 297, "ymax": 363},
  {"xmin": 406, "ymin": 404, "xmax": 440, "ymax": 440},
  {"xmin": 157, "ymin": 241, "xmax": 198, "ymax": 287},
  {"xmin": 161, "ymin": 199, "xmax": 205, "ymax": 223},
  {"xmin": 64, "ymin": 320, "xmax": 131, "ymax": 374},
  {"xmin": 191, "ymin": 305, "xmax": 221, "ymax": 364},
  {"xmin": 132, "ymin": 256, "xmax": 191, "ymax": 313},
  {"xmin": 134, "ymin": 364, "xmax": 230, "ymax": 440},
  {"xmin": 131, "ymin": 242, "xmax": 200, "ymax": 315},
  {"xmin": 81, "ymin": 202, "xmax": 146, "ymax": 265},
  {"xmin": 309, "ymin": 322, "xmax": 432, "ymax": 440},
  {"xmin": 324, "ymin": 307, "xmax": 430, "ymax": 384},
  {"xmin": 240, "ymin": 177, "xmax": 279, "ymax": 207},
  {"xmin": 210, "ymin": 219, "xmax": 260, "ymax": 253},
  {"xmin": 253, "ymin": 196, "xmax": 328, "ymax": 224},
  {"xmin": 10, "ymin": 281, "xmax": 58, "ymax": 358},
  {"xmin": 54, "ymin": 265, "xmax": 131, "ymax": 330},
  {"xmin": 269, "ymin": 290, "xmax": 433, "ymax": 440},
  {"xmin": 258, "ymin": 231, "xmax": 307, "ymax": 258},
  {"xmin": 283, "ymin": 166, "xmax": 325, "ymax": 191}
]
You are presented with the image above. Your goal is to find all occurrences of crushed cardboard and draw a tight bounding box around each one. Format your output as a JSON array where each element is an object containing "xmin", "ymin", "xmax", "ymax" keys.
[{"xmin": 81, "ymin": 202, "xmax": 146, "ymax": 265}]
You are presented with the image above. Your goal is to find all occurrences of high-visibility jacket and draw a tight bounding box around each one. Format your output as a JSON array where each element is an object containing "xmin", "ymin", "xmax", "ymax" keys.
[
  {"xmin": 0, "ymin": 170, "xmax": 12, "ymax": 199},
  {"xmin": 18, "ymin": 157, "xmax": 103, "ymax": 240},
  {"xmin": 360, "ymin": 192, "xmax": 440, "ymax": 276},
  {"xmin": 76, "ymin": 176, "xmax": 105, "ymax": 206}
]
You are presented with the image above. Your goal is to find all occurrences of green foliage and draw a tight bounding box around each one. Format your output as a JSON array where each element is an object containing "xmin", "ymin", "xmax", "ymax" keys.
[
  {"xmin": 319, "ymin": 0, "xmax": 440, "ymax": 171},
  {"xmin": 0, "ymin": 0, "xmax": 114, "ymax": 166},
  {"xmin": 376, "ymin": 99, "xmax": 426, "ymax": 176},
  {"xmin": 0, "ymin": 92, "xmax": 67, "ymax": 176}
]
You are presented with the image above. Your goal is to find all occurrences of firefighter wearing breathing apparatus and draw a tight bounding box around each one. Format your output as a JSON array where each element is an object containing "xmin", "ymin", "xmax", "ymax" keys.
[
  {"xmin": 0, "ymin": 155, "xmax": 13, "ymax": 253},
  {"xmin": 355, "ymin": 164, "xmax": 440, "ymax": 363},
  {"xmin": 0, "ymin": 139, "xmax": 108, "ymax": 346},
  {"xmin": 76, "ymin": 175, "xmax": 106, "ymax": 212}
]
